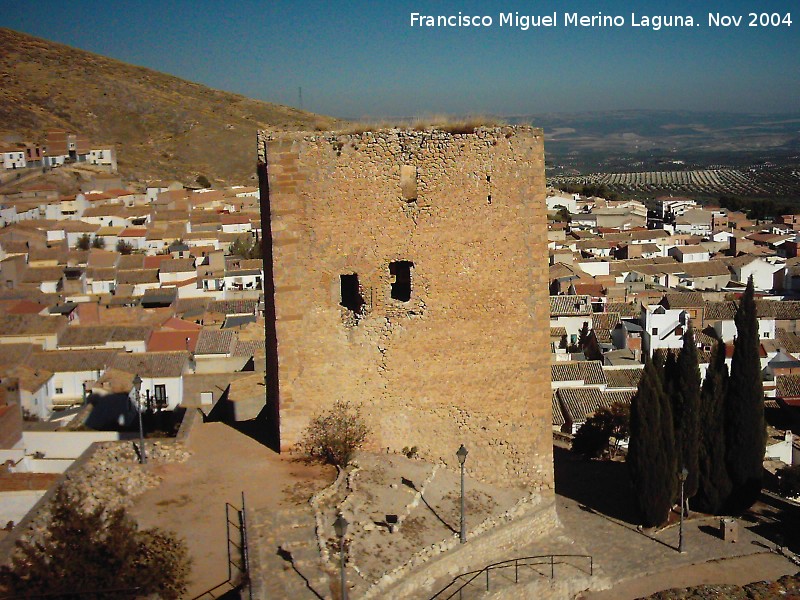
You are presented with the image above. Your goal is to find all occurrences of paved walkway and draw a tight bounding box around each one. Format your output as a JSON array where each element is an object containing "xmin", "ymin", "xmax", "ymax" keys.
[{"xmin": 129, "ymin": 421, "xmax": 333, "ymax": 598}]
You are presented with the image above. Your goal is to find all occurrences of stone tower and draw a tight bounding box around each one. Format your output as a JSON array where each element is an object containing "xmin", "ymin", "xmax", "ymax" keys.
[{"xmin": 258, "ymin": 126, "xmax": 552, "ymax": 488}]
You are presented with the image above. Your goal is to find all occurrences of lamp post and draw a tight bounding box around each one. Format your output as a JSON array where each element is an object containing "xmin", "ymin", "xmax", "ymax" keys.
[
  {"xmin": 456, "ymin": 444, "xmax": 468, "ymax": 543},
  {"xmin": 678, "ymin": 467, "xmax": 688, "ymax": 553},
  {"xmin": 133, "ymin": 374, "xmax": 146, "ymax": 465},
  {"xmin": 333, "ymin": 513, "xmax": 348, "ymax": 600}
]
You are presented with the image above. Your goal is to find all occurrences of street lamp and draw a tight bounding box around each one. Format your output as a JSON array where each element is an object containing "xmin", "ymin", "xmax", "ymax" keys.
[
  {"xmin": 133, "ymin": 374, "xmax": 146, "ymax": 465},
  {"xmin": 456, "ymin": 444, "xmax": 468, "ymax": 543},
  {"xmin": 333, "ymin": 513, "xmax": 348, "ymax": 600},
  {"xmin": 678, "ymin": 466, "xmax": 688, "ymax": 553}
]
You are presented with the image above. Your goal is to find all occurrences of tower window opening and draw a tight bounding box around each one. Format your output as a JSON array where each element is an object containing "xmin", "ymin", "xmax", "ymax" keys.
[
  {"xmin": 340, "ymin": 274, "xmax": 365, "ymax": 316},
  {"xmin": 390, "ymin": 261, "xmax": 413, "ymax": 302}
]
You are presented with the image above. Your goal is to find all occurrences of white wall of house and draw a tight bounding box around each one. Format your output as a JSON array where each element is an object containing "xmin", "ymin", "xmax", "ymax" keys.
[
  {"xmin": 2, "ymin": 151, "xmax": 27, "ymax": 169},
  {"xmin": 737, "ymin": 259, "xmax": 784, "ymax": 291},
  {"xmin": 136, "ymin": 375, "xmax": 184, "ymax": 411},
  {"xmin": 577, "ymin": 261, "xmax": 610, "ymax": 277},
  {"xmin": 642, "ymin": 305, "xmax": 687, "ymax": 356},
  {"xmin": 52, "ymin": 369, "xmax": 103, "ymax": 405},
  {"xmin": 20, "ymin": 378, "xmax": 55, "ymax": 420},
  {"xmin": 550, "ymin": 316, "xmax": 593, "ymax": 345},
  {"xmin": 21, "ymin": 431, "xmax": 119, "ymax": 459}
]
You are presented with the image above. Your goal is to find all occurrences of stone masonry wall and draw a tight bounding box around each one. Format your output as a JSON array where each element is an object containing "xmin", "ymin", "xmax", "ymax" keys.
[{"xmin": 258, "ymin": 126, "xmax": 552, "ymax": 489}]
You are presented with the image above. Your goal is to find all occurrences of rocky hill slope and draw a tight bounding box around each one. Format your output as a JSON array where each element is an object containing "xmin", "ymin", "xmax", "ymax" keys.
[{"xmin": 0, "ymin": 28, "xmax": 337, "ymax": 185}]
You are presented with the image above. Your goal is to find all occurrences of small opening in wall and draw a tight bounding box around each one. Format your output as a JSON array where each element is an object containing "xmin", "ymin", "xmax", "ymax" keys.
[
  {"xmin": 389, "ymin": 261, "xmax": 413, "ymax": 302},
  {"xmin": 340, "ymin": 274, "xmax": 365, "ymax": 315},
  {"xmin": 487, "ymin": 194, "xmax": 492, "ymax": 205}
]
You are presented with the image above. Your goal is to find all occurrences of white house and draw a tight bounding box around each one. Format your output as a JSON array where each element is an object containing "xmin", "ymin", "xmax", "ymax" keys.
[
  {"xmin": 27, "ymin": 349, "xmax": 119, "ymax": 410},
  {"xmin": 668, "ymin": 245, "xmax": 710, "ymax": 263},
  {"xmin": 1, "ymin": 147, "xmax": 27, "ymax": 170},
  {"xmin": 550, "ymin": 295, "xmax": 593, "ymax": 346},
  {"xmin": 109, "ymin": 351, "xmax": 191, "ymax": 411},
  {"xmin": 641, "ymin": 304, "xmax": 688, "ymax": 356},
  {"xmin": 732, "ymin": 257, "xmax": 785, "ymax": 292},
  {"xmin": 87, "ymin": 147, "xmax": 117, "ymax": 171},
  {"xmin": 547, "ymin": 192, "xmax": 579, "ymax": 214}
]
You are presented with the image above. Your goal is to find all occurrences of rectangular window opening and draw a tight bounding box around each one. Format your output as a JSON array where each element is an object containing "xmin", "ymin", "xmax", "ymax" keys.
[
  {"xmin": 390, "ymin": 261, "xmax": 413, "ymax": 302},
  {"xmin": 340, "ymin": 273, "xmax": 365, "ymax": 315}
]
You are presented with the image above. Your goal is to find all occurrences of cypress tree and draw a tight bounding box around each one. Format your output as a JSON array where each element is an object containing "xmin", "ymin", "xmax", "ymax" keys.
[
  {"xmin": 628, "ymin": 358, "xmax": 677, "ymax": 527},
  {"xmin": 673, "ymin": 326, "xmax": 701, "ymax": 502},
  {"xmin": 694, "ymin": 339, "xmax": 732, "ymax": 514},
  {"xmin": 725, "ymin": 276, "xmax": 766, "ymax": 512}
]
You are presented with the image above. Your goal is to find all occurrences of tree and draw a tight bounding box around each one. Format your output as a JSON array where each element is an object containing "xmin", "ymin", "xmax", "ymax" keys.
[
  {"xmin": 0, "ymin": 486, "xmax": 190, "ymax": 599},
  {"xmin": 777, "ymin": 465, "xmax": 800, "ymax": 499},
  {"xmin": 694, "ymin": 339, "xmax": 731, "ymax": 514},
  {"xmin": 116, "ymin": 239, "xmax": 134, "ymax": 255},
  {"xmin": 627, "ymin": 359, "xmax": 677, "ymax": 527},
  {"xmin": 76, "ymin": 233, "xmax": 91, "ymax": 250},
  {"xmin": 300, "ymin": 400, "xmax": 370, "ymax": 467},
  {"xmin": 572, "ymin": 402, "xmax": 630, "ymax": 459},
  {"xmin": 672, "ymin": 327, "xmax": 701, "ymax": 506},
  {"xmin": 724, "ymin": 276, "xmax": 766, "ymax": 512},
  {"xmin": 91, "ymin": 236, "xmax": 106, "ymax": 249},
  {"xmin": 196, "ymin": 174, "xmax": 212, "ymax": 188},
  {"xmin": 228, "ymin": 235, "xmax": 262, "ymax": 259}
]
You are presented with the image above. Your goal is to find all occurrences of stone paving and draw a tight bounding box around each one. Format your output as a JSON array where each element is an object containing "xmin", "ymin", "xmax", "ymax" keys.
[{"xmin": 247, "ymin": 447, "xmax": 799, "ymax": 599}]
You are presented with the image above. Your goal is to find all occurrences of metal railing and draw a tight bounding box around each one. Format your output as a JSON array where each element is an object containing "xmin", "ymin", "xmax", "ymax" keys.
[{"xmin": 429, "ymin": 554, "xmax": 593, "ymax": 600}]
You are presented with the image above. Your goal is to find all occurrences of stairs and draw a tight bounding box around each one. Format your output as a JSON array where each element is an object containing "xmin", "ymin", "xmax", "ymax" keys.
[{"xmin": 249, "ymin": 506, "xmax": 332, "ymax": 600}]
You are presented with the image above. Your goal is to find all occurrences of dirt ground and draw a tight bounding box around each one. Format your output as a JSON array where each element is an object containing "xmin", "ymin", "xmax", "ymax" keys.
[
  {"xmin": 128, "ymin": 421, "xmax": 333, "ymax": 598},
  {"xmin": 581, "ymin": 553, "xmax": 799, "ymax": 599}
]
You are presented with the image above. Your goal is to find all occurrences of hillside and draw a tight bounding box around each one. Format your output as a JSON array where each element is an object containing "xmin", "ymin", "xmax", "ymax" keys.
[{"xmin": 0, "ymin": 28, "xmax": 337, "ymax": 185}]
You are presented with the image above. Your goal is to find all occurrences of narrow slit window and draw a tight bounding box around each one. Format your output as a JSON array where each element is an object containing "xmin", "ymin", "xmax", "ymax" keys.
[
  {"xmin": 389, "ymin": 261, "xmax": 413, "ymax": 302},
  {"xmin": 340, "ymin": 274, "xmax": 365, "ymax": 315}
]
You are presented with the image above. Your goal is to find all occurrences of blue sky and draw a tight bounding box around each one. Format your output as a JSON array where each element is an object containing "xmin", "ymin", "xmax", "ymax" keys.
[{"xmin": 3, "ymin": 0, "xmax": 798, "ymax": 118}]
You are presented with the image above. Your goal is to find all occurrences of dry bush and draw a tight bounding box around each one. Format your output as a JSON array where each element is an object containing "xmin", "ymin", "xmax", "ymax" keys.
[{"xmin": 300, "ymin": 400, "xmax": 370, "ymax": 467}]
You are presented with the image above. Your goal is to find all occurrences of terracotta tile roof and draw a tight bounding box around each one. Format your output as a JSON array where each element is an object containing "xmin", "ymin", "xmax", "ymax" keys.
[
  {"xmin": 755, "ymin": 300, "xmax": 800, "ymax": 320},
  {"xmin": 195, "ymin": 329, "xmax": 236, "ymax": 355},
  {"xmin": 28, "ymin": 349, "xmax": 118, "ymax": 373},
  {"xmin": 0, "ymin": 343, "xmax": 39, "ymax": 368},
  {"xmin": 776, "ymin": 329, "xmax": 800, "ymax": 354},
  {"xmin": 678, "ymin": 261, "xmax": 732, "ymax": 278},
  {"xmin": 22, "ymin": 266, "xmax": 64, "ymax": 283},
  {"xmin": 0, "ymin": 314, "xmax": 67, "ymax": 336},
  {"xmin": 117, "ymin": 269, "xmax": 159, "ymax": 285},
  {"xmin": 549, "ymin": 295, "xmax": 592, "ymax": 317},
  {"xmin": 776, "ymin": 374, "xmax": 800, "ymax": 398},
  {"xmin": 110, "ymin": 351, "xmax": 190, "ymax": 378},
  {"xmin": 3, "ymin": 300, "xmax": 47, "ymax": 315},
  {"xmin": 550, "ymin": 327, "xmax": 567, "ymax": 339},
  {"xmin": 118, "ymin": 255, "xmax": 145, "ymax": 269},
  {"xmin": 86, "ymin": 249, "xmax": 119, "ymax": 269},
  {"xmin": 159, "ymin": 258, "xmax": 196, "ymax": 273},
  {"xmin": 147, "ymin": 330, "xmax": 199, "ymax": 352},
  {"xmin": 161, "ymin": 317, "xmax": 203, "ymax": 332},
  {"xmin": 592, "ymin": 312, "xmax": 620, "ymax": 333},
  {"xmin": 556, "ymin": 388, "xmax": 633, "ymax": 424},
  {"xmin": 661, "ymin": 292, "xmax": 705, "ymax": 308},
  {"xmin": 1, "ymin": 364, "xmax": 53, "ymax": 393},
  {"xmin": 552, "ymin": 392, "xmax": 565, "ymax": 426},
  {"xmin": 143, "ymin": 255, "xmax": 173, "ymax": 269},
  {"xmin": 603, "ymin": 367, "xmax": 643, "ymax": 389},
  {"xmin": 232, "ymin": 339, "xmax": 264, "ymax": 358},
  {"xmin": 208, "ymin": 299, "xmax": 258, "ymax": 316},
  {"xmin": 57, "ymin": 325, "xmax": 151, "ymax": 347},
  {"xmin": 87, "ymin": 267, "xmax": 117, "ymax": 281},
  {"xmin": 603, "ymin": 302, "xmax": 641, "ymax": 318},
  {"xmin": 551, "ymin": 361, "xmax": 607, "ymax": 385},
  {"xmin": 704, "ymin": 301, "xmax": 737, "ymax": 320}
]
